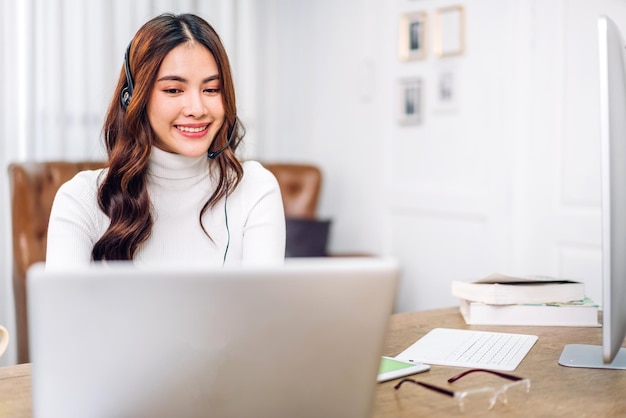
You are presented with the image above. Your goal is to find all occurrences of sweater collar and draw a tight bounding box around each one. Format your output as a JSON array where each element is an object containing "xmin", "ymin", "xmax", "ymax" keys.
[{"xmin": 148, "ymin": 146, "xmax": 209, "ymax": 180}]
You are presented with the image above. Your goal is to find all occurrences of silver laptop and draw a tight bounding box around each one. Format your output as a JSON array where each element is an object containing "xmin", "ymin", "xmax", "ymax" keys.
[{"xmin": 27, "ymin": 258, "xmax": 399, "ymax": 418}]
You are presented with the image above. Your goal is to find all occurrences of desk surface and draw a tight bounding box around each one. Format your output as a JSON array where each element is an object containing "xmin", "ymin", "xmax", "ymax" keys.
[
  {"xmin": 375, "ymin": 307, "xmax": 626, "ymax": 417},
  {"xmin": 1, "ymin": 307, "xmax": 625, "ymax": 417}
]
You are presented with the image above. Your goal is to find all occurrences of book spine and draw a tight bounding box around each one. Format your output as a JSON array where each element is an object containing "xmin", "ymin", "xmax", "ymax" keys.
[
  {"xmin": 452, "ymin": 281, "xmax": 586, "ymax": 305},
  {"xmin": 459, "ymin": 300, "xmax": 599, "ymax": 327}
]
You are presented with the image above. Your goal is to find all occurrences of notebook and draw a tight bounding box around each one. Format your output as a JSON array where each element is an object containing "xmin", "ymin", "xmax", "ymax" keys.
[
  {"xmin": 27, "ymin": 258, "xmax": 399, "ymax": 418},
  {"xmin": 394, "ymin": 328, "xmax": 538, "ymax": 371}
]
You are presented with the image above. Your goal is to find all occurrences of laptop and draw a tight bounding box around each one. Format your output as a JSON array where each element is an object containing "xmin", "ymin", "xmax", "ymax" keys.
[{"xmin": 27, "ymin": 257, "xmax": 399, "ymax": 418}]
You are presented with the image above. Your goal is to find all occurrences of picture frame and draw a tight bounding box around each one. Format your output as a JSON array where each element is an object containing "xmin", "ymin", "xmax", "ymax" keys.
[
  {"xmin": 398, "ymin": 12, "xmax": 427, "ymax": 61},
  {"xmin": 397, "ymin": 78, "xmax": 423, "ymax": 125},
  {"xmin": 433, "ymin": 5, "xmax": 465, "ymax": 57},
  {"xmin": 433, "ymin": 69, "xmax": 458, "ymax": 112}
]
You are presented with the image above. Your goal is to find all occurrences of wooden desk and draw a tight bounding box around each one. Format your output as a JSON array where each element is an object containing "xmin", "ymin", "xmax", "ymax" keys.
[
  {"xmin": 1, "ymin": 307, "xmax": 624, "ymax": 417},
  {"xmin": 374, "ymin": 307, "xmax": 626, "ymax": 417},
  {"xmin": 0, "ymin": 363, "xmax": 31, "ymax": 418}
]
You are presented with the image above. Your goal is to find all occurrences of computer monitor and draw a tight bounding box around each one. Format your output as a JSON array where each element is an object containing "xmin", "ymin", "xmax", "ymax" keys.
[{"xmin": 558, "ymin": 15, "xmax": 626, "ymax": 369}]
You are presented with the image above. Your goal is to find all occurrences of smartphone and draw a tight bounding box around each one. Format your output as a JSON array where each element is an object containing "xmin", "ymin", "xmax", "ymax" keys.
[{"xmin": 377, "ymin": 356, "xmax": 430, "ymax": 383}]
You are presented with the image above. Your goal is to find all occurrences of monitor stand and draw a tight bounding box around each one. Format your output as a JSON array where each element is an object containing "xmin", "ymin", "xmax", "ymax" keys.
[{"xmin": 558, "ymin": 344, "xmax": 626, "ymax": 369}]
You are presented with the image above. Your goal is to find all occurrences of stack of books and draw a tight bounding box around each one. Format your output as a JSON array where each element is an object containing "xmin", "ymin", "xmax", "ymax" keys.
[{"xmin": 451, "ymin": 273, "xmax": 600, "ymax": 326}]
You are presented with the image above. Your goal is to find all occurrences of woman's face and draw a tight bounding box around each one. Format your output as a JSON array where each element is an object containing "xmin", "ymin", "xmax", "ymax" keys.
[{"xmin": 147, "ymin": 41, "xmax": 225, "ymax": 157}]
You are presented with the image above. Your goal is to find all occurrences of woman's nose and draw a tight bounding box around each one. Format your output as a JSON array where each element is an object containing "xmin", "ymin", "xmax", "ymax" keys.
[{"xmin": 183, "ymin": 92, "xmax": 208, "ymax": 118}]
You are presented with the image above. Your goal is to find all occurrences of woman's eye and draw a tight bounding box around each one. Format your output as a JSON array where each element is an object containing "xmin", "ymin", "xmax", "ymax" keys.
[
  {"xmin": 164, "ymin": 88, "xmax": 182, "ymax": 94},
  {"xmin": 205, "ymin": 88, "xmax": 220, "ymax": 94}
]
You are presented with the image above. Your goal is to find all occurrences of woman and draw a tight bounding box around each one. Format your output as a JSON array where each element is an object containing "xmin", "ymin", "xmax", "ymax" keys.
[{"xmin": 46, "ymin": 13, "xmax": 286, "ymax": 267}]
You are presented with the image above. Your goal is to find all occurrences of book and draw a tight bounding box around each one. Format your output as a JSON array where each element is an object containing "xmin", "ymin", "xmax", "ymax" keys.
[
  {"xmin": 451, "ymin": 273, "xmax": 586, "ymax": 305},
  {"xmin": 459, "ymin": 297, "xmax": 600, "ymax": 326}
]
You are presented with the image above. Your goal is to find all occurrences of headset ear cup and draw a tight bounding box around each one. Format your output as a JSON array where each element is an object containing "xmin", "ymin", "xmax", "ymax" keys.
[
  {"xmin": 120, "ymin": 42, "xmax": 134, "ymax": 110},
  {"xmin": 121, "ymin": 86, "xmax": 131, "ymax": 110}
]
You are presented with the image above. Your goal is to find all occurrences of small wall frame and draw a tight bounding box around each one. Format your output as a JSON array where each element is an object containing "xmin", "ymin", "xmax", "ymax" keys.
[
  {"xmin": 434, "ymin": 68, "xmax": 458, "ymax": 112},
  {"xmin": 433, "ymin": 5, "xmax": 465, "ymax": 57},
  {"xmin": 397, "ymin": 78, "xmax": 423, "ymax": 125},
  {"xmin": 398, "ymin": 12, "xmax": 427, "ymax": 61}
]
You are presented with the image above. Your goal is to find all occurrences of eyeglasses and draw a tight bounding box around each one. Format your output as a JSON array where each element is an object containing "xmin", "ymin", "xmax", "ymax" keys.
[{"xmin": 394, "ymin": 368, "xmax": 531, "ymax": 413}]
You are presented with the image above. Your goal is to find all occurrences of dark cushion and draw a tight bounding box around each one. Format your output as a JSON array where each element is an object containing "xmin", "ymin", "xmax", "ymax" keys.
[{"xmin": 285, "ymin": 218, "xmax": 332, "ymax": 257}]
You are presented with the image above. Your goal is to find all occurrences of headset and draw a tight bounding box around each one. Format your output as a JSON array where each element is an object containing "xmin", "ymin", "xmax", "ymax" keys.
[
  {"xmin": 207, "ymin": 116, "xmax": 238, "ymax": 159},
  {"xmin": 120, "ymin": 43, "xmax": 134, "ymax": 110},
  {"xmin": 120, "ymin": 41, "xmax": 237, "ymax": 264}
]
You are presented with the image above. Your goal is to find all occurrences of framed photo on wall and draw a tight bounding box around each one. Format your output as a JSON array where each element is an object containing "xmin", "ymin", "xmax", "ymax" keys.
[
  {"xmin": 433, "ymin": 5, "xmax": 465, "ymax": 57},
  {"xmin": 399, "ymin": 12, "xmax": 427, "ymax": 61},
  {"xmin": 397, "ymin": 78, "xmax": 423, "ymax": 125},
  {"xmin": 434, "ymin": 68, "xmax": 458, "ymax": 112}
]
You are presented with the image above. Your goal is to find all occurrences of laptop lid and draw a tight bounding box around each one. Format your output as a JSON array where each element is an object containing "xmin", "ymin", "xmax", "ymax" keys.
[{"xmin": 27, "ymin": 258, "xmax": 399, "ymax": 418}]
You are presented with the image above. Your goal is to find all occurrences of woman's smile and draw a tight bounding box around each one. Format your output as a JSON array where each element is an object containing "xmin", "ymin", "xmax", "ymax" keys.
[{"xmin": 176, "ymin": 124, "xmax": 209, "ymax": 134}]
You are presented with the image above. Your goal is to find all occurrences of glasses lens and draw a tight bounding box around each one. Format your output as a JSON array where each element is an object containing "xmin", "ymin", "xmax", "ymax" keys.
[
  {"xmin": 455, "ymin": 380, "xmax": 530, "ymax": 413},
  {"xmin": 455, "ymin": 388, "xmax": 497, "ymax": 413},
  {"xmin": 502, "ymin": 380, "xmax": 530, "ymax": 406}
]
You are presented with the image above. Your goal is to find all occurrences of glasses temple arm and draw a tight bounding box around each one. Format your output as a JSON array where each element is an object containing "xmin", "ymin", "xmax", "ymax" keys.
[{"xmin": 394, "ymin": 378, "xmax": 455, "ymax": 397}]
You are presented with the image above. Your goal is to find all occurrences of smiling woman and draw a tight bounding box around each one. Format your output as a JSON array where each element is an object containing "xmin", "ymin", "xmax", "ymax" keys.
[{"xmin": 45, "ymin": 13, "xmax": 286, "ymax": 268}]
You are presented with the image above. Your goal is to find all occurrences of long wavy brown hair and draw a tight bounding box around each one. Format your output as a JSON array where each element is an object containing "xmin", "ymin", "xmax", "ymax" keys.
[{"xmin": 93, "ymin": 13, "xmax": 243, "ymax": 261}]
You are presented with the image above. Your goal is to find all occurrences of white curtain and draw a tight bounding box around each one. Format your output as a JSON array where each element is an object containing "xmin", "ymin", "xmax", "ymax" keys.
[
  {"xmin": 0, "ymin": 0, "xmax": 244, "ymax": 366},
  {"xmin": 24, "ymin": 0, "xmax": 235, "ymax": 161}
]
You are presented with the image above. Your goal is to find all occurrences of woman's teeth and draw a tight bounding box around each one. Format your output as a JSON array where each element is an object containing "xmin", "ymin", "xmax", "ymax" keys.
[{"xmin": 177, "ymin": 125, "xmax": 207, "ymax": 133}]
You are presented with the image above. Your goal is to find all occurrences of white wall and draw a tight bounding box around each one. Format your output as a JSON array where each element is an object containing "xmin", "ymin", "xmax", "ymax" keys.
[
  {"xmin": 252, "ymin": 0, "xmax": 626, "ymax": 312},
  {"xmin": 387, "ymin": 0, "xmax": 521, "ymax": 311},
  {"xmin": 253, "ymin": 0, "xmax": 391, "ymax": 256}
]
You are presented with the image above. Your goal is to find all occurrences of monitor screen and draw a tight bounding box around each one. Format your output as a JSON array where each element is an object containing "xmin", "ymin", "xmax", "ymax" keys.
[{"xmin": 558, "ymin": 15, "xmax": 626, "ymax": 370}]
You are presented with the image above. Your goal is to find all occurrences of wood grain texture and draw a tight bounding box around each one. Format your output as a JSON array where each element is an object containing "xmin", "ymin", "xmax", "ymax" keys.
[{"xmin": 373, "ymin": 308, "xmax": 626, "ymax": 417}]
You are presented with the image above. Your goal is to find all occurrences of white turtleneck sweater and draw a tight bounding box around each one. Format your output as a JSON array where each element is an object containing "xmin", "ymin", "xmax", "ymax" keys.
[{"xmin": 46, "ymin": 147, "xmax": 286, "ymax": 268}]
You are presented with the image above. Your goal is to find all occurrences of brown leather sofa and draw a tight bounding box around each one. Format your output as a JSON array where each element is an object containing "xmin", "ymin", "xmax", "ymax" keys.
[
  {"xmin": 263, "ymin": 163, "xmax": 321, "ymax": 219},
  {"xmin": 8, "ymin": 160, "xmax": 325, "ymax": 364},
  {"xmin": 9, "ymin": 161, "xmax": 107, "ymax": 364}
]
